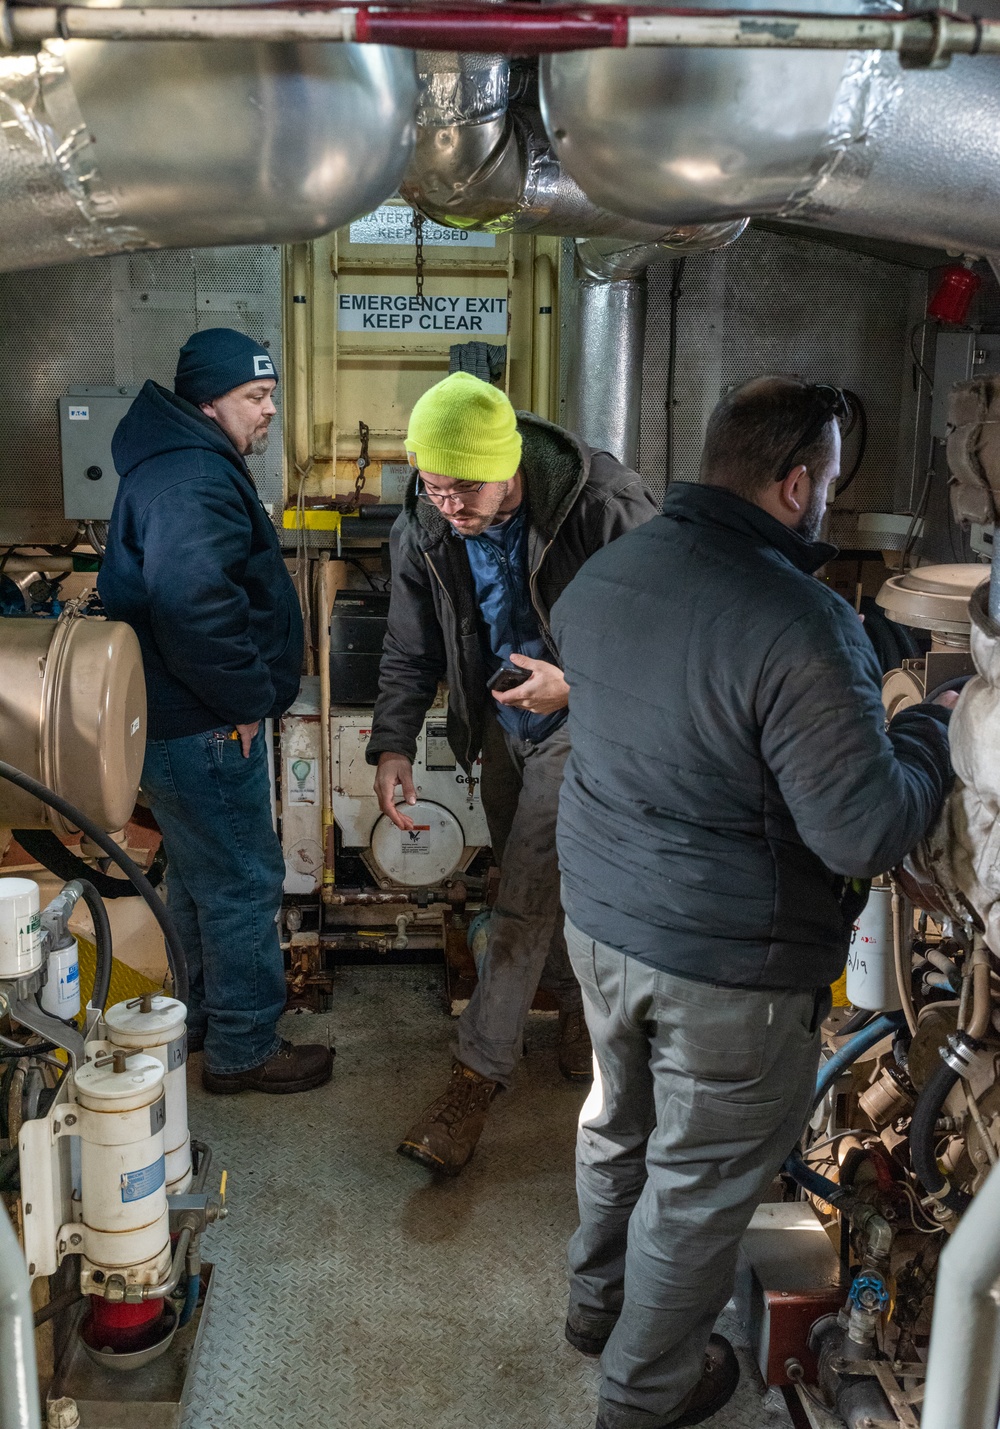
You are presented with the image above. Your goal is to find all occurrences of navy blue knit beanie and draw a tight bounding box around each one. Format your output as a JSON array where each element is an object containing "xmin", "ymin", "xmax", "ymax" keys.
[{"xmin": 174, "ymin": 328, "xmax": 278, "ymax": 405}]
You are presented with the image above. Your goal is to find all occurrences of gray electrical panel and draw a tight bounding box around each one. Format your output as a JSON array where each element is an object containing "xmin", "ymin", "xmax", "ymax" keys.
[
  {"xmin": 59, "ymin": 387, "xmax": 138, "ymax": 519},
  {"xmin": 930, "ymin": 333, "xmax": 1000, "ymax": 438}
]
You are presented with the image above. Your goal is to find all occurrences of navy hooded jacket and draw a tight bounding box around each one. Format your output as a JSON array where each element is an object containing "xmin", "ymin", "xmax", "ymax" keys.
[{"xmin": 98, "ymin": 381, "xmax": 303, "ymax": 740}]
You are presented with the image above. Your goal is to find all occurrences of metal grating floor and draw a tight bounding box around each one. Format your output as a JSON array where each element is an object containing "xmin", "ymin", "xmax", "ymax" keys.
[{"xmin": 181, "ymin": 967, "xmax": 795, "ymax": 1429}]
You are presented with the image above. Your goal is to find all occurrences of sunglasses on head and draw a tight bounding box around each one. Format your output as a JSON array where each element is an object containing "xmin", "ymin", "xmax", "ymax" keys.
[{"xmin": 776, "ymin": 383, "xmax": 853, "ymax": 481}]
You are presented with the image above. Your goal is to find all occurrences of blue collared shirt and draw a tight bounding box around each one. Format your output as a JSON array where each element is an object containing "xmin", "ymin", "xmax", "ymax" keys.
[{"xmin": 461, "ymin": 505, "xmax": 568, "ymax": 745}]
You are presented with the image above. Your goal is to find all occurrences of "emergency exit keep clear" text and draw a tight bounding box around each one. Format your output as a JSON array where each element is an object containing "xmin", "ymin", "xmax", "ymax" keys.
[{"xmin": 337, "ymin": 294, "xmax": 508, "ymax": 335}]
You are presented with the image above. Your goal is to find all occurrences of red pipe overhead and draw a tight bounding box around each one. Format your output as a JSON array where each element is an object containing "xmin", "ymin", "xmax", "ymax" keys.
[{"xmin": 354, "ymin": 4, "xmax": 631, "ymax": 50}]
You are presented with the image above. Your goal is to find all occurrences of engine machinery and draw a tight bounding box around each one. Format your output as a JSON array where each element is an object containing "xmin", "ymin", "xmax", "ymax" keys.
[
  {"xmin": 746, "ymin": 397, "xmax": 1000, "ymax": 1428},
  {"xmin": 0, "ymin": 605, "xmax": 219, "ymax": 1429}
]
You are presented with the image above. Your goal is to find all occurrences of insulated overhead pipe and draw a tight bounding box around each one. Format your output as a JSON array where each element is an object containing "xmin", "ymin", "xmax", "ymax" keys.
[{"xmin": 0, "ymin": 1199, "xmax": 40, "ymax": 1429}]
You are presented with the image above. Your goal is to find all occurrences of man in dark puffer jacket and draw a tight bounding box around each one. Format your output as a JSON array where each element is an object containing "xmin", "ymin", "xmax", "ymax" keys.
[{"xmin": 551, "ymin": 377, "xmax": 954, "ymax": 1429}]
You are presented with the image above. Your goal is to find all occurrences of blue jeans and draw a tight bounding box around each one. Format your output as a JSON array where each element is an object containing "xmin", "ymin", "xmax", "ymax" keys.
[{"xmin": 141, "ymin": 725, "xmax": 286, "ymax": 1075}]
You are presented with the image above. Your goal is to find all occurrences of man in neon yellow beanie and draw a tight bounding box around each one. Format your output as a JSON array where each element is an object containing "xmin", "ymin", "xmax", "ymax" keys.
[{"xmin": 366, "ymin": 371, "xmax": 656, "ymax": 1176}]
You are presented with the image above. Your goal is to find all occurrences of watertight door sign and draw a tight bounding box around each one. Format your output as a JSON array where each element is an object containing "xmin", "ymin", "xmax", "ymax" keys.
[
  {"xmin": 349, "ymin": 205, "xmax": 496, "ymax": 248},
  {"xmin": 338, "ymin": 293, "xmax": 508, "ymax": 336}
]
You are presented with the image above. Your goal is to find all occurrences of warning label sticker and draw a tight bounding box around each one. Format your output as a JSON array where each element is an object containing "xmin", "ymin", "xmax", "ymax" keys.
[
  {"xmin": 338, "ymin": 294, "xmax": 508, "ymax": 335},
  {"xmin": 120, "ymin": 1156, "xmax": 165, "ymax": 1204},
  {"xmin": 402, "ymin": 825, "xmax": 431, "ymax": 856}
]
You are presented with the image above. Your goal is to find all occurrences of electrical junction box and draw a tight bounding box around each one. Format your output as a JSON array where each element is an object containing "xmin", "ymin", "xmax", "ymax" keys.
[
  {"xmin": 279, "ymin": 682, "xmax": 490, "ymax": 894},
  {"xmin": 930, "ymin": 334, "xmax": 1000, "ymax": 439},
  {"xmin": 59, "ymin": 387, "xmax": 139, "ymax": 520}
]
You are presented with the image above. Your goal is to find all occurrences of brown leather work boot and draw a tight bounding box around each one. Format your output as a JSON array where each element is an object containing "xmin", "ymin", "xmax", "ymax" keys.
[
  {"xmin": 202, "ymin": 1039, "xmax": 333, "ymax": 1095},
  {"xmin": 558, "ymin": 1003, "xmax": 594, "ymax": 1083},
  {"xmin": 397, "ymin": 1061, "xmax": 499, "ymax": 1175}
]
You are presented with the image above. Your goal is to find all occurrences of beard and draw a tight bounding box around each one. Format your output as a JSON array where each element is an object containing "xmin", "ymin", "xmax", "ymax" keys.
[
  {"xmin": 248, "ymin": 431, "xmax": 270, "ymax": 456},
  {"xmin": 796, "ymin": 483, "xmax": 828, "ymax": 543}
]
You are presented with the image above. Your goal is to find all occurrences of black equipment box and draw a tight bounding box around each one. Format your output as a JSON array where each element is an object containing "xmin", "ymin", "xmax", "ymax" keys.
[{"xmin": 329, "ymin": 590, "xmax": 390, "ymax": 704}]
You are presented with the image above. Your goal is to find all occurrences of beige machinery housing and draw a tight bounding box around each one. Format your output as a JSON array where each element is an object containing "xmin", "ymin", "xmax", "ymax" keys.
[{"xmin": 0, "ymin": 611, "xmax": 146, "ymax": 833}]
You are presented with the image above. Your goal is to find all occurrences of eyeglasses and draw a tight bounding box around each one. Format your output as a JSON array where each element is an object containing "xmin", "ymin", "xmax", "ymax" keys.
[
  {"xmin": 776, "ymin": 384, "xmax": 852, "ymax": 481},
  {"xmin": 415, "ymin": 474, "xmax": 487, "ymax": 508}
]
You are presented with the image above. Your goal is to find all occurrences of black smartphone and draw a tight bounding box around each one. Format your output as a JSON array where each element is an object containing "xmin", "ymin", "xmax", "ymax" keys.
[{"xmin": 487, "ymin": 665, "xmax": 532, "ymax": 693}]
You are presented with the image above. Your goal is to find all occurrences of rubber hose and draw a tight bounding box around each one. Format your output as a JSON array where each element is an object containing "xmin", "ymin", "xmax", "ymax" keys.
[
  {"xmin": 784, "ymin": 1012, "xmax": 907, "ymax": 1196},
  {"xmin": 785, "ymin": 1147, "xmax": 849, "ymax": 1206},
  {"xmin": 908, "ymin": 1058, "xmax": 971, "ymax": 1214},
  {"xmin": 0, "ymin": 760, "xmax": 188, "ymax": 1004},
  {"xmin": 177, "ymin": 1273, "xmax": 201, "ymax": 1328},
  {"xmin": 77, "ymin": 879, "xmax": 113, "ymax": 1013},
  {"xmin": 813, "ymin": 1013, "xmax": 907, "ymax": 1111},
  {"xmin": 836, "ymin": 1008, "xmax": 878, "ymax": 1040},
  {"xmin": 12, "ymin": 827, "xmax": 163, "ymax": 898}
]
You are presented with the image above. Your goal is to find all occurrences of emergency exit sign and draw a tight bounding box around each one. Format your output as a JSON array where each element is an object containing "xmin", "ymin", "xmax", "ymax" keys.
[{"xmin": 337, "ymin": 293, "xmax": 508, "ymax": 335}]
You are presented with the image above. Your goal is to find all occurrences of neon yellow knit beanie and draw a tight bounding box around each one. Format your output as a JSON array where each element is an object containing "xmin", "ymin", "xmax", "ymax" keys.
[{"xmin": 406, "ymin": 372, "xmax": 522, "ymax": 483}]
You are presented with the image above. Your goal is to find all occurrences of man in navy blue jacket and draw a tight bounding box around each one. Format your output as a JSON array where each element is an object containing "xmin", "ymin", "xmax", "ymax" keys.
[{"xmin": 99, "ymin": 328, "xmax": 332, "ymax": 1096}]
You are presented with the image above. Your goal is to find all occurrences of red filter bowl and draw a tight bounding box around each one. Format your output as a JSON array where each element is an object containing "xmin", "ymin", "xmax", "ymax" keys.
[
  {"xmin": 82, "ymin": 1295, "xmax": 165, "ymax": 1353},
  {"xmin": 928, "ymin": 264, "xmax": 982, "ymax": 325}
]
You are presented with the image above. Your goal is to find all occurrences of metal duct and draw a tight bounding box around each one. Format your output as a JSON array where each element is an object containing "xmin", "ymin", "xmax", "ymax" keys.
[
  {"xmin": 0, "ymin": 11, "xmax": 417, "ymax": 271},
  {"xmin": 566, "ymin": 229, "xmax": 740, "ymax": 466},
  {"xmin": 539, "ymin": 3, "xmax": 1000, "ymax": 255},
  {"xmin": 402, "ymin": 52, "xmax": 750, "ymax": 241}
]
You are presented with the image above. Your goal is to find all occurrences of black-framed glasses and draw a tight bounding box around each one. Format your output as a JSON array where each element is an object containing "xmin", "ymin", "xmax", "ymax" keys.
[
  {"xmin": 776, "ymin": 383, "xmax": 852, "ymax": 481},
  {"xmin": 415, "ymin": 473, "xmax": 487, "ymax": 508}
]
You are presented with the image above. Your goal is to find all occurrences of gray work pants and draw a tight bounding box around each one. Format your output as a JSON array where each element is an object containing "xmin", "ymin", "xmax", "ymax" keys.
[
  {"xmin": 565, "ymin": 919, "xmax": 823, "ymax": 1429},
  {"xmin": 456, "ymin": 716, "xmax": 580, "ymax": 1084}
]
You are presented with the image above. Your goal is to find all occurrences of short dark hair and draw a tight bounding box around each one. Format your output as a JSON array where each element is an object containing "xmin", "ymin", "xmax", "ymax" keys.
[{"xmin": 699, "ymin": 376, "xmax": 841, "ymax": 501}]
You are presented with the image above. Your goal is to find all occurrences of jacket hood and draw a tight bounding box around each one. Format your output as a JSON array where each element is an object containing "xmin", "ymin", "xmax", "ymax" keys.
[
  {"xmin": 112, "ymin": 379, "xmax": 247, "ymax": 479},
  {"xmin": 663, "ymin": 482, "xmax": 837, "ymax": 575},
  {"xmin": 404, "ymin": 412, "xmax": 593, "ymax": 550}
]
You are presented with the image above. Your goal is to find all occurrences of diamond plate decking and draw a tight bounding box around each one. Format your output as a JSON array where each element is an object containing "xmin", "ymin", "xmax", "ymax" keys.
[{"xmin": 181, "ymin": 967, "xmax": 796, "ymax": 1429}]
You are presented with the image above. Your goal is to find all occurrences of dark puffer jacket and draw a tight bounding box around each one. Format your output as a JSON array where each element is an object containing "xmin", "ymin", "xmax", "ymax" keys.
[
  {"xmin": 366, "ymin": 414, "xmax": 657, "ymax": 772},
  {"xmin": 552, "ymin": 483, "xmax": 954, "ymax": 991},
  {"xmin": 98, "ymin": 381, "xmax": 303, "ymax": 740}
]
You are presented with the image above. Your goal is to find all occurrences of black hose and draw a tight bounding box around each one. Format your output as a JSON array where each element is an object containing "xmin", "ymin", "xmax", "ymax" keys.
[
  {"xmin": 0, "ymin": 760, "xmax": 188, "ymax": 1004},
  {"xmin": 12, "ymin": 827, "xmax": 163, "ymax": 898},
  {"xmin": 77, "ymin": 879, "xmax": 113, "ymax": 1013},
  {"xmin": 835, "ymin": 1007, "xmax": 878, "ymax": 1039},
  {"xmin": 663, "ymin": 257, "xmax": 687, "ymax": 498},
  {"xmin": 908, "ymin": 1058, "xmax": 971, "ymax": 1214}
]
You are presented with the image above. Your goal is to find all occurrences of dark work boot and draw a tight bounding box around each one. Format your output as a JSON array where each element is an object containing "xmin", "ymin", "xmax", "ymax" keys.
[
  {"xmin": 565, "ymin": 1311, "xmax": 618, "ymax": 1357},
  {"xmin": 202, "ymin": 1039, "xmax": 333, "ymax": 1095},
  {"xmin": 397, "ymin": 1061, "xmax": 499, "ymax": 1175},
  {"xmin": 597, "ymin": 1335, "xmax": 740, "ymax": 1429},
  {"xmin": 558, "ymin": 1003, "xmax": 594, "ymax": 1083}
]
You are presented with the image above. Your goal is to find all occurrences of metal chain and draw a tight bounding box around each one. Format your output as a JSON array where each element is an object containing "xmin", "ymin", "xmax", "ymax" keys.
[
  {"xmin": 414, "ymin": 210, "xmax": 425, "ymax": 303},
  {"xmin": 349, "ymin": 420, "xmax": 370, "ymax": 510}
]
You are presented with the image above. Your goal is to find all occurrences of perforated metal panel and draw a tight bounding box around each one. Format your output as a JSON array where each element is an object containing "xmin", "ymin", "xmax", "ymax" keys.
[
  {"xmin": 638, "ymin": 228, "xmax": 927, "ymax": 515},
  {"xmin": 0, "ymin": 244, "xmax": 284, "ymax": 543}
]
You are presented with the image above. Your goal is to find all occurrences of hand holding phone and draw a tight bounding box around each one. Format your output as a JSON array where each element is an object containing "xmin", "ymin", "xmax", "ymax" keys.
[{"xmin": 487, "ymin": 665, "xmax": 533, "ymax": 693}]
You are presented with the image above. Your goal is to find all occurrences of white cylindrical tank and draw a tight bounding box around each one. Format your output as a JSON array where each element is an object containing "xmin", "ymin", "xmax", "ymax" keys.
[
  {"xmin": 39, "ymin": 937, "xmax": 81, "ymax": 1020},
  {"xmin": 104, "ymin": 996, "xmax": 192, "ymax": 1195},
  {"xmin": 73, "ymin": 1049, "xmax": 171, "ymax": 1287},
  {"xmin": 0, "ymin": 877, "xmax": 42, "ymax": 978},
  {"xmin": 847, "ymin": 886, "xmax": 903, "ymax": 1012}
]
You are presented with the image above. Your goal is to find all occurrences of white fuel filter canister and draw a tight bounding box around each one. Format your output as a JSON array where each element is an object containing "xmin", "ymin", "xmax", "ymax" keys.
[
  {"xmin": 104, "ymin": 995, "xmax": 192, "ymax": 1194},
  {"xmin": 0, "ymin": 876, "xmax": 42, "ymax": 978},
  {"xmin": 72, "ymin": 1048, "xmax": 171, "ymax": 1288},
  {"xmin": 847, "ymin": 886, "xmax": 903, "ymax": 1012}
]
